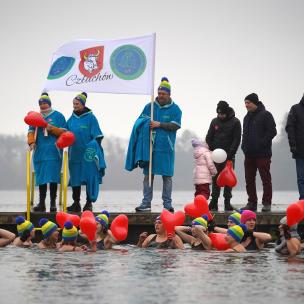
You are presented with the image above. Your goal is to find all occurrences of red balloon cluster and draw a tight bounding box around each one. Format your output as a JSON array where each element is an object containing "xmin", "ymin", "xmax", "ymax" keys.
[
  {"xmin": 209, "ymin": 233, "xmax": 230, "ymax": 250},
  {"xmin": 286, "ymin": 200, "xmax": 304, "ymax": 227},
  {"xmin": 160, "ymin": 209, "xmax": 185, "ymax": 237},
  {"xmin": 24, "ymin": 111, "xmax": 48, "ymax": 128},
  {"xmin": 56, "ymin": 131, "xmax": 75, "ymax": 149},
  {"xmin": 217, "ymin": 160, "xmax": 237, "ymax": 188},
  {"xmin": 110, "ymin": 214, "xmax": 129, "ymax": 241},
  {"xmin": 184, "ymin": 195, "xmax": 213, "ymax": 220},
  {"xmin": 56, "ymin": 211, "xmax": 80, "ymax": 228}
]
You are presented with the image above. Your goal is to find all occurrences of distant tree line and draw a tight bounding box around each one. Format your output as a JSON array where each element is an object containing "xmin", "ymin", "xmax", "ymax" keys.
[{"xmin": 0, "ymin": 116, "xmax": 297, "ymax": 191}]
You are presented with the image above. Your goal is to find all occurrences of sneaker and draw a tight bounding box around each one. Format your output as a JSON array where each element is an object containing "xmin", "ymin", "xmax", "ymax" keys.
[
  {"xmin": 135, "ymin": 205, "xmax": 151, "ymax": 212},
  {"xmin": 83, "ymin": 201, "xmax": 93, "ymax": 211},
  {"xmin": 240, "ymin": 202, "xmax": 257, "ymax": 212},
  {"xmin": 67, "ymin": 202, "xmax": 81, "ymax": 212},
  {"xmin": 261, "ymin": 204, "xmax": 271, "ymax": 212}
]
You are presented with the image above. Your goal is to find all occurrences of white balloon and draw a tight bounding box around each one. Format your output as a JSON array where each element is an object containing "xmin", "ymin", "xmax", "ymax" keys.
[{"xmin": 211, "ymin": 149, "xmax": 227, "ymax": 163}]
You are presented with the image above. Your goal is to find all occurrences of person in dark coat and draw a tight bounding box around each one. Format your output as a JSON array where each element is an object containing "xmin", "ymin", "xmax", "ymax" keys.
[
  {"xmin": 285, "ymin": 93, "xmax": 304, "ymax": 200},
  {"xmin": 241, "ymin": 93, "xmax": 277, "ymax": 212},
  {"xmin": 206, "ymin": 101, "xmax": 241, "ymax": 211}
]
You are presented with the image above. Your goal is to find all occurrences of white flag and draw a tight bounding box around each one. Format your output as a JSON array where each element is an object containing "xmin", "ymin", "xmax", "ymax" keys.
[{"xmin": 44, "ymin": 33, "xmax": 156, "ymax": 95}]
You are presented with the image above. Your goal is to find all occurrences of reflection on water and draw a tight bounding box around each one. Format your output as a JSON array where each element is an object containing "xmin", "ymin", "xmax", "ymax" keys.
[{"xmin": 1, "ymin": 245, "xmax": 304, "ymax": 304}]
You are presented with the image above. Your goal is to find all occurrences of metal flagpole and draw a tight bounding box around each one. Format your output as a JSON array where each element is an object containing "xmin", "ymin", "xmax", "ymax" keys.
[{"xmin": 148, "ymin": 33, "xmax": 156, "ymax": 187}]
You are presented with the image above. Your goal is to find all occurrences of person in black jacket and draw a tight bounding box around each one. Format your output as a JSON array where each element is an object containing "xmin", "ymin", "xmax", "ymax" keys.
[
  {"xmin": 241, "ymin": 93, "xmax": 277, "ymax": 212},
  {"xmin": 285, "ymin": 94, "xmax": 304, "ymax": 200},
  {"xmin": 206, "ymin": 101, "xmax": 241, "ymax": 211}
]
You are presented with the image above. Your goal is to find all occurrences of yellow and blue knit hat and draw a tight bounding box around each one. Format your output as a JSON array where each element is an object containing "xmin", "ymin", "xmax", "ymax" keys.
[
  {"xmin": 192, "ymin": 215, "xmax": 208, "ymax": 229},
  {"xmin": 75, "ymin": 92, "xmax": 87, "ymax": 106},
  {"xmin": 227, "ymin": 224, "xmax": 247, "ymax": 243},
  {"xmin": 62, "ymin": 221, "xmax": 78, "ymax": 241},
  {"xmin": 95, "ymin": 213, "xmax": 109, "ymax": 228},
  {"xmin": 228, "ymin": 212, "xmax": 241, "ymax": 225},
  {"xmin": 39, "ymin": 218, "xmax": 58, "ymax": 239},
  {"xmin": 38, "ymin": 92, "xmax": 51, "ymax": 106},
  {"xmin": 16, "ymin": 216, "xmax": 34, "ymax": 236},
  {"xmin": 158, "ymin": 77, "xmax": 171, "ymax": 94}
]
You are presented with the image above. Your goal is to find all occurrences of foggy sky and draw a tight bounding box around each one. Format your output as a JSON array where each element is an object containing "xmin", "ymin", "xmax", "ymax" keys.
[{"xmin": 0, "ymin": 0, "xmax": 303, "ymax": 140}]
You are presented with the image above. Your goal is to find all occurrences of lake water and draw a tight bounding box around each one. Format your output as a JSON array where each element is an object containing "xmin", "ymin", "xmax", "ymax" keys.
[
  {"xmin": 1, "ymin": 190, "xmax": 304, "ymax": 304},
  {"xmin": 0, "ymin": 245, "xmax": 304, "ymax": 304},
  {"xmin": 0, "ymin": 190, "xmax": 300, "ymax": 212}
]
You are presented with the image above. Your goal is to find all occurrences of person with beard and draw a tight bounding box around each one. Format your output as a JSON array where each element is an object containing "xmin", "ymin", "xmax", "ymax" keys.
[
  {"xmin": 28, "ymin": 93, "xmax": 67, "ymax": 212},
  {"xmin": 241, "ymin": 93, "xmax": 277, "ymax": 212},
  {"xmin": 285, "ymin": 93, "xmax": 304, "ymax": 200},
  {"xmin": 66, "ymin": 92, "xmax": 104, "ymax": 212},
  {"xmin": 206, "ymin": 100, "xmax": 241, "ymax": 211}
]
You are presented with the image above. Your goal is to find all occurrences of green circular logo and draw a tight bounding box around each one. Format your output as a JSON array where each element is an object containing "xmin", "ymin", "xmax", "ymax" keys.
[
  {"xmin": 47, "ymin": 56, "xmax": 75, "ymax": 80},
  {"xmin": 84, "ymin": 148, "xmax": 96, "ymax": 162},
  {"xmin": 110, "ymin": 45, "xmax": 147, "ymax": 80}
]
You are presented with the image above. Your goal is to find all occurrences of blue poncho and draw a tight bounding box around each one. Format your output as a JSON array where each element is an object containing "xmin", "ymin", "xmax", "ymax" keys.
[
  {"xmin": 81, "ymin": 139, "xmax": 106, "ymax": 202},
  {"xmin": 67, "ymin": 110, "xmax": 103, "ymax": 187},
  {"xmin": 28, "ymin": 110, "xmax": 67, "ymax": 185}
]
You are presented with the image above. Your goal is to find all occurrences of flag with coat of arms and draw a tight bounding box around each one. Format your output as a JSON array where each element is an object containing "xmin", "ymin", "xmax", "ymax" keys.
[{"xmin": 44, "ymin": 33, "xmax": 156, "ymax": 95}]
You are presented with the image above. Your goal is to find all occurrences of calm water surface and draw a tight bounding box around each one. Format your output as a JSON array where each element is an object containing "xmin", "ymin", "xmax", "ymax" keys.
[{"xmin": 0, "ymin": 245, "xmax": 304, "ymax": 304}]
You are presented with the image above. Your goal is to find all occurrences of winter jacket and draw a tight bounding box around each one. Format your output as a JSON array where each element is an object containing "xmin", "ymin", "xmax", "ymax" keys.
[
  {"xmin": 241, "ymin": 102, "xmax": 277, "ymax": 158},
  {"xmin": 193, "ymin": 145, "xmax": 217, "ymax": 185},
  {"xmin": 205, "ymin": 107, "xmax": 241, "ymax": 160},
  {"xmin": 285, "ymin": 95, "xmax": 304, "ymax": 159}
]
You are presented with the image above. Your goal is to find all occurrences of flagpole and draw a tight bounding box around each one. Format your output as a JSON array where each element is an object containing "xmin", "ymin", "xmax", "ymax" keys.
[{"xmin": 148, "ymin": 33, "xmax": 156, "ymax": 187}]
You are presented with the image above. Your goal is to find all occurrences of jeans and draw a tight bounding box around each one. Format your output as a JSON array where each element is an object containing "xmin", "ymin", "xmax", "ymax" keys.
[
  {"xmin": 244, "ymin": 157, "xmax": 272, "ymax": 205},
  {"xmin": 295, "ymin": 158, "xmax": 304, "ymax": 200},
  {"xmin": 142, "ymin": 175, "xmax": 173, "ymax": 208}
]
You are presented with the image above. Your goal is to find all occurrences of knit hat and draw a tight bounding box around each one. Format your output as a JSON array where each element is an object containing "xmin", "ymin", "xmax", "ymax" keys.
[
  {"xmin": 244, "ymin": 93, "xmax": 259, "ymax": 105},
  {"xmin": 192, "ymin": 215, "xmax": 208, "ymax": 229},
  {"xmin": 38, "ymin": 92, "xmax": 51, "ymax": 106},
  {"xmin": 240, "ymin": 210, "xmax": 257, "ymax": 224},
  {"xmin": 39, "ymin": 218, "xmax": 58, "ymax": 239},
  {"xmin": 216, "ymin": 100, "xmax": 229, "ymax": 114},
  {"xmin": 95, "ymin": 214, "xmax": 109, "ymax": 228},
  {"xmin": 158, "ymin": 77, "xmax": 171, "ymax": 94},
  {"xmin": 101, "ymin": 210, "xmax": 110, "ymax": 219},
  {"xmin": 228, "ymin": 212, "xmax": 241, "ymax": 225},
  {"xmin": 227, "ymin": 224, "xmax": 247, "ymax": 243},
  {"xmin": 62, "ymin": 221, "xmax": 78, "ymax": 241},
  {"xmin": 16, "ymin": 216, "xmax": 34, "ymax": 236},
  {"xmin": 75, "ymin": 92, "xmax": 87, "ymax": 106}
]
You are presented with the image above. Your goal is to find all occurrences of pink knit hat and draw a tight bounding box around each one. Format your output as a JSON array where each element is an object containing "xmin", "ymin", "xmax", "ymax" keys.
[{"xmin": 240, "ymin": 210, "xmax": 256, "ymax": 224}]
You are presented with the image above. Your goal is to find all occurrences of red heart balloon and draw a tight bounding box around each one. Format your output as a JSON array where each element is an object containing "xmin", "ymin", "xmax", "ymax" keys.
[
  {"xmin": 24, "ymin": 111, "xmax": 48, "ymax": 128},
  {"xmin": 160, "ymin": 209, "xmax": 185, "ymax": 236},
  {"xmin": 110, "ymin": 214, "xmax": 128, "ymax": 241},
  {"xmin": 217, "ymin": 160, "xmax": 237, "ymax": 188},
  {"xmin": 56, "ymin": 131, "xmax": 75, "ymax": 149},
  {"xmin": 184, "ymin": 195, "xmax": 212, "ymax": 219},
  {"xmin": 56, "ymin": 211, "xmax": 69, "ymax": 228},
  {"xmin": 296, "ymin": 200, "xmax": 304, "ymax": 215},
  {"xmin": 69, "ymin": 214, "xmax": 80, "ymax": 228},
  {"xmin": 209, "ymin": 233, "xmax": 230, "ymax": 251},
  {"xmin": 81, "ymin": 210, "xmax": 95, "ymax": 219},
  {"xmin": 80, "ymin": 217, "xmax": 97, "ymax": 241},
  {"xmin": 287, "ymin": 203, "xmax": 304, "ymax": 227}
]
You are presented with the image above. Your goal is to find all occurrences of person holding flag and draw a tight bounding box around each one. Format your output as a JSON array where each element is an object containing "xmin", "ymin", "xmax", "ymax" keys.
[
  {"xmin": 128, "ymin": 78, "xmax": 182, "ymax": 212},
  {"xmin": 28, "ymin": 93, "xmax": 67, "ymax": 212},
  {"xmin": 66, "ymin": 92, "xmax": 104, "ymax": 212}
]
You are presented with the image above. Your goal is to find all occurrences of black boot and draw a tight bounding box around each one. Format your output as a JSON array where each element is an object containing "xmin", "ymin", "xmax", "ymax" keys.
[
  {"xmin": 224, "ymin": 198, "xmax": 234, "ymax": 211},
  {"xmin": 50, "ymin": 183, "xmax": 57, "ymax": 212},
  {"xmin": 67, "ymin": 186, "xmax": 81, "ymax": 212},
  {"xmin": 240, "ymin": 202, "xmax": 257, "ymax": 212},
  {"xmin": 33, "ymin": 184, "xmax": 47, "ymax": 212},
  {"xmin": 209, "ymin": 198, "xmax": 218, "ymax": 211},
  {"xmin": 83, "ymin": 201, "xmax": 93, "ymax": 211}
]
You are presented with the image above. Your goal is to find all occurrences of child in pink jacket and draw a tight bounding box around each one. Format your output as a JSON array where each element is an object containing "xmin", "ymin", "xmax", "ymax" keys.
[{"xmin": 192, "ymin": 139, "xmax": 217, "ymax": 199}]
